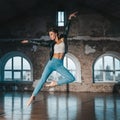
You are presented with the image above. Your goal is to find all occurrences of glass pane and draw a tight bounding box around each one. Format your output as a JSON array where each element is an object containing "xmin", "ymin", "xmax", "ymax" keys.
[
  {"xmin": 63, "ymin": 57, "xmax": 67, "ymax": 67},
  {"xmin": 115, "ymin": 58, "xmax": 120, "ymax": 70},
  {"xmin": 61, "ymin": 12, "xmax": 64, "ymax": 21},
  {"xmin": 94, "ymin": 71, "xmax": 103, "ymax": 81},
  {"xmin": 115, "ymin": 71, "xmax": 120, "ymax": 81},
  {"xmin": 4, "ymin": 71, "xmax": 12, "ymax": 80},
  {"xmin": 70, "ymin": 70, "xmax": 76, "ymax": 77},
  {"xmin": 105, "ymin": 72, "xmax": 113, "ymax": 81},
  {"xmin": 13, "ymin": 57, "xmax": 21, "ymax": 69},
  {"xmin": 23, "ymin": 58, "xmax": 31, "ymax": 70},
  {"xmin": 58, "ymin": 12, "xmax": 61, "ymax": 21},
  {"xmin": 14, "ymin": 72, "xmax": 21, "ymax": 79},
  {"xmin": 68, "ymin": 58, "xmax": 76, "ymax": 70},
  {"xmin": 23, "ymin": 71, "xmax": 31, "ymax": 81},
  {"xmin": 58, "ymin": 22, "xmax": 64, "ymax": 26},
  {"xmin": 94, "ymin": 58, "xmax": 103, "ymax": 70},
  {"xmin": 5, "ymin": 58, "xmax": 12, "ymax": 70},
  {"xmin": 48, "ymin": 71, "xmax": 61, "ymax": 81},
  {"xmin": 104, "ymin": 56, "xmax": 113, "ymax": 70}
]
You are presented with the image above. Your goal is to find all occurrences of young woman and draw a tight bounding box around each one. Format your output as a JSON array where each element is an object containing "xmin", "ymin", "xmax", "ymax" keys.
[{"xmin": 22, "ymin": 11, "xmax": 77, "ymax": 106}]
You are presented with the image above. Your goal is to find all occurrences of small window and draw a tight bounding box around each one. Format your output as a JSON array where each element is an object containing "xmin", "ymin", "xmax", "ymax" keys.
[{"xmin": 57, "ymin": 11, "xmax": 65, "ymax": 27}]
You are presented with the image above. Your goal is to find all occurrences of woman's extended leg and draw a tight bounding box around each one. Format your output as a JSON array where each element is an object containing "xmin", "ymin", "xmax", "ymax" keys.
[{"xmin": 27, "ymin": 60, "xmax": 53, "ymax": 106}]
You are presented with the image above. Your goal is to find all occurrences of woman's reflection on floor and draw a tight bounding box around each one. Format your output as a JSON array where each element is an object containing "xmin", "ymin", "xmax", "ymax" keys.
[{"xmin": 1, "ymin": 92, "xmax": 120, "ymax": 120}]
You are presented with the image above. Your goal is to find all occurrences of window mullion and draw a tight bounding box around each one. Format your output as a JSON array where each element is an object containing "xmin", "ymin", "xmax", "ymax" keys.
[
  {"xmin": 12, "ymin": 57, "xmax": 14, "ymax": 81},
  {"xmin": 103, "ymin": 57, "xmax": 105, "ymax": 82},
  {"xmin": 21, "ymin": 57, "xmax": 23, "ymax": 81},
  {"xmin": 113, "ymin": 57, "xmax": 116, "ymax": 81}
]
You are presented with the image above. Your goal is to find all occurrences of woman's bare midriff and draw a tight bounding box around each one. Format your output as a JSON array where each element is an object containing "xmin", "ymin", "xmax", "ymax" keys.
[{"xmin": 53, "ymin": 53, "xmax": 64, "ymax": 59}]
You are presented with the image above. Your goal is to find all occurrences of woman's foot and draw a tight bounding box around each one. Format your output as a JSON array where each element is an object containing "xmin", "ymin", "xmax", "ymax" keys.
[
  {"xmin": 45, "ymin": 81, "xmax": 57, "ymax": 87},
  {"xmin": 26, "ymin": 95, "xmax": 35, "ymax": 107}
]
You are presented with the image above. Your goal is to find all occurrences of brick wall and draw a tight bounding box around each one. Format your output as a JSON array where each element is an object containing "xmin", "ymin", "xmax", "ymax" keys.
[{"xmin": 0, "ymin": 39, "xmax": 120, "ymax": 92}]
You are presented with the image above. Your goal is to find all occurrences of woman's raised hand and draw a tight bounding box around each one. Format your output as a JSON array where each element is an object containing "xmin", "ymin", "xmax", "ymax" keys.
[{"xmin": 68, "ymin": 11, "xmax": 78, "ymax": 20}]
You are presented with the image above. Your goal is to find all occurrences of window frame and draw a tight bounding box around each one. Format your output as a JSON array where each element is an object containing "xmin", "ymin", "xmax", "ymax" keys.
[
  {"xmin": 65, "ymin": 53, "xmax": 81, "ymax": 82},
  {"xmin": 93, "ymin": 52, "xmax": 120, "ymax": 83},
  {"xmin": 57, "ymin": 11, "xmax": 66, "ymax": 27},
  {"xmin": 0, "ymin": 51, "xmax": 33, "ymax": 82}
]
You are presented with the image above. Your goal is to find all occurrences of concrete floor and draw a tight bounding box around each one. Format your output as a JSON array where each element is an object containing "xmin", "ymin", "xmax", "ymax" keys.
[{"xmin": 0, "ymin": 91, "xmax": 120, "ymax": 120}]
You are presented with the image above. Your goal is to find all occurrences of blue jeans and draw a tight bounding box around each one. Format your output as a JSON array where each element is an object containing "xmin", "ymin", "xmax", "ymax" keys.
[{"xmin": 32, "ymin": 57, "xmax": 75, "ymax": 96}]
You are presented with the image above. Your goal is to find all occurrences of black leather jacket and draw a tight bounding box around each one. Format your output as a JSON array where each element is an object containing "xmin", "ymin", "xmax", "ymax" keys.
[{"xmin": 30, "ymin": 20, "xmax": 71, "ymax": 60}]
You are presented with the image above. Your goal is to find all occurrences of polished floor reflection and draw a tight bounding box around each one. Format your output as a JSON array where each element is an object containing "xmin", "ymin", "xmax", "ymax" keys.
[{"xmin": 0, "ymin": 91, "xmax": 120, "ymax": 120}]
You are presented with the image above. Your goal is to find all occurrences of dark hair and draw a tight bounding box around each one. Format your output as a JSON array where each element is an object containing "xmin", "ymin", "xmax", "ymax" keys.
[
  {"xmin": 48, "ymin": 27, "xmax": 65, "ymax": 39},
  {"xmin": 59, "ymin": 34, "xmax": 65, "ymax": 39},
  {"xmin": 48, "ymin": 27, "xmax": 59, "ymax": 35}
]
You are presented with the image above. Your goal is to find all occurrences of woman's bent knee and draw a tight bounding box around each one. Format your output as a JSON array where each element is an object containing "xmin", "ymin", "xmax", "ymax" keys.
[{"xmin": 69, "ymin": 76, "xmax": 75, "ymax": 83}]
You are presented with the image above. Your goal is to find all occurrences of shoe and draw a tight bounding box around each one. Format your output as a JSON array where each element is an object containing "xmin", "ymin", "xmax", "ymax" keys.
[{"xmin": 26, "ymin": 95, "xmax": 35, "ymax": 107}]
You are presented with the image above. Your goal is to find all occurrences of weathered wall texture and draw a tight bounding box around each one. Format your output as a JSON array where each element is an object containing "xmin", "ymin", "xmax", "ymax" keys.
[{"xmin": 0, "ymin": 39, "xmax": 120, "ymax": 92}]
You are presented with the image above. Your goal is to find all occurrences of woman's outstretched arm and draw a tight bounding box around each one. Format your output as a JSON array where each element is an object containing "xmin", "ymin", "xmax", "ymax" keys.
[
  {"xmin": 21, "ymin": 39, "xmax": 52, "ymax": 47},
  {"xmin": 64, "ymin": 11, "xmax": 78, "ymax": 37}
]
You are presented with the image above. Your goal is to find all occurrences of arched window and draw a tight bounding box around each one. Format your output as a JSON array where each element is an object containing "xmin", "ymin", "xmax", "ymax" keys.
[
  {"xmin": 1, "ymin": 51, "xmax": 33, "ymax": 82},
  {"xmin": 48, "ymin": 53, "xmax": 81, "ymax": 83},
  {"xmin": 93, "ymin": 52, "xmax": 120, "ymax": 83}
]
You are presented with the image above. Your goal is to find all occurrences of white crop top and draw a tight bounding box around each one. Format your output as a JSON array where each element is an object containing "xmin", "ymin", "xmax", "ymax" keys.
[{"xmin": 54, "ymin": 41, "xmax": 65, "ymax": 53}]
